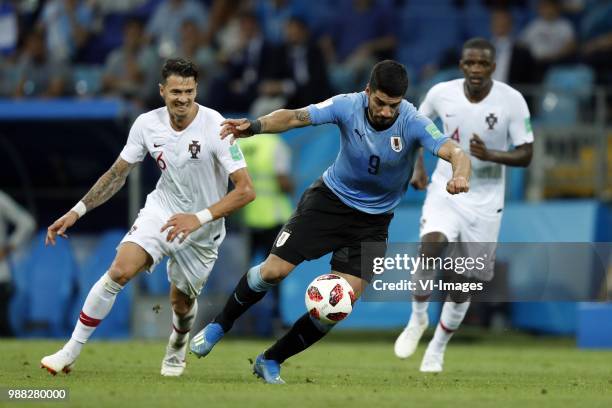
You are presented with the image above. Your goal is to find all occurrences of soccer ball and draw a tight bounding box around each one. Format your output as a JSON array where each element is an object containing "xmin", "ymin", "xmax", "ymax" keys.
[{"xmin": 305, "ymin": 274, "xmax": 355, "ymax": 324}]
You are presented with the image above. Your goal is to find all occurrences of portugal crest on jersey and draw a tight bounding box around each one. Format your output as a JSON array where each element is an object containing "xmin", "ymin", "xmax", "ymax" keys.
[
  {"xmin": 188, "ymin": 140, "xmax": 201, "ymax": 159},
  {"xmin": 486, "ymin": 113, "xmax": 498, "ymax": 130},
  {"xmin": 390, "ymin": 136, "xmax": 402, "ymax": 152}
]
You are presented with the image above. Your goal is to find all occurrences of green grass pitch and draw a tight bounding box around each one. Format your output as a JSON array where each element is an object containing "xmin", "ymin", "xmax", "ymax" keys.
[{"xmin": 1, "ymin": 330, "xmax": 611, "ymax": 408}]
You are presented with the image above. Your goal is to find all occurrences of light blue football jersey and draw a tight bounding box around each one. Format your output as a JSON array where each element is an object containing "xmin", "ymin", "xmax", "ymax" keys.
[{"xmin": 307, "ymin": 92, "xmax": 449, "ymax": 214}]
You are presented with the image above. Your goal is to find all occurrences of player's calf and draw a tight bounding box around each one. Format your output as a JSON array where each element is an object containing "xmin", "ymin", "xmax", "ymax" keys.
[{"xmin": 213, "ymin": 261, "xmax": 284, "ymax": 333}]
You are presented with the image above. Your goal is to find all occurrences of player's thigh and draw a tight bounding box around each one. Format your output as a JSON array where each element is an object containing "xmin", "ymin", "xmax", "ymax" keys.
[
  {"xmin": 331, "ymin": 212, "xmax": 393, "ymax": 284},
  {"xmin": 270, "ymin": 179, "xmax": 352, "ymax": 267},
  {"xmin": 420, "ymin": 189, "xmax": 461, "ymax": 242},
  {"xmin": 108, "ymin": 242, "xmax": 153, "ymax": 285},
  {"xmin": 119, "ymin": 208, "xmax": 170, "ymax": 272}
]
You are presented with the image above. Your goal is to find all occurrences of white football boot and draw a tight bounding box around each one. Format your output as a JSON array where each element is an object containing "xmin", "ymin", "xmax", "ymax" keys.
[
  {"xmin": 40, "ymin": 349, "xmax": 75, "ymax": 375},
  {"xmin": 419, "ymin": 347, "xmax": 444, "ymax": 373},
  {"xmin": 394, "ymin": 314, "xmax": 429, "ymax": 359},
  {"xmin": 161, "ymin": 343, "xmax": 187, "ymax": 377}
]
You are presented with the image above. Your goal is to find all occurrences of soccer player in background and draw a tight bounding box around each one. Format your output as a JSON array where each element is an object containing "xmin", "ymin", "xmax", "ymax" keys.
[
  {"xmin": 394, "ymin": 38, "xmax": 533, "ymax": 372},
  {"xmin": 41, "ymin": 58, "xmax": 255, "ymax": 377},
  {"xmin": 190, "ymin": 60, "xmax": 472, "ymax": 384},
  {"xmin": 0, "ymin": 190, "xmax": 36, "ymax": 336}
]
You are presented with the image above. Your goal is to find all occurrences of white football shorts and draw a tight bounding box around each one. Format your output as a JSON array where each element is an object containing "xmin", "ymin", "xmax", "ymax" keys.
[
  {"xmin": 419, "ymin": 187, "xmax": 502, "ymax": 281},
  {"xmin": 119, "ymin": 207, "xmax": 221, "ymax": 298}
]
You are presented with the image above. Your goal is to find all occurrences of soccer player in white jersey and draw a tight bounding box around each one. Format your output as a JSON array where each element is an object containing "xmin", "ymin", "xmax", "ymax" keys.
[
  {"xmin": 394, "ymin": 38, "xmax": 533, "ymax": 372},
  {"xmin": 40, "ymin": 59, "xmax": 255, "ymax": 377}
]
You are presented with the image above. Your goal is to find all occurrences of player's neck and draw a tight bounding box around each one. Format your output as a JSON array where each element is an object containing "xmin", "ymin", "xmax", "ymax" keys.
[
  {"xmin": 463, "ymin": 80, "xmax": 493, "ymax": 103},
  {"xmin": 169, "ymin": 104, "xmax": 199, "ymax": 131}
]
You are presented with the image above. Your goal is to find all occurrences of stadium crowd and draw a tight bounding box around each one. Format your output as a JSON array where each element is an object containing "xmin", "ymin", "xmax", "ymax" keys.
[{"xmin": 0, "ymin": 0, "xmax": 610, "ymax": 114}]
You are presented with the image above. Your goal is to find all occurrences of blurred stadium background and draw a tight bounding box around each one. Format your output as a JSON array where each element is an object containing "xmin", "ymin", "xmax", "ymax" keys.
[{"xmin": 1, "ymin": 0, "xmax": 611, "ymax": 359}]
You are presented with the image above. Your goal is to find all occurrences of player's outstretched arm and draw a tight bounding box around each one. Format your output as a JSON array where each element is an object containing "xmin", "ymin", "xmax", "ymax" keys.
[
  {"xmin": 46, "ymin": 157, "xmax": 136, "ymax": 246},
  {"xmin": 470, "ymin": 134, "xmax": 533, "ymax": 167},
  {"xmin": 220, "ymin": 108, "xmax": 312, "ymax": 142},
  {"xmin": 437, "ymin": 140, "xmax": 471, "ymax": 195},
  {"xmin": 409, "ymin": 148, "xmax": 429, "ymax": 190},
  {"xmin": 161, "ymin": 168, "xmax": 256, "ymax": 243}
]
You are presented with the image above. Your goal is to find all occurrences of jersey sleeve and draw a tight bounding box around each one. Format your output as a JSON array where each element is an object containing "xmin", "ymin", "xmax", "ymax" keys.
[
  {"xmin": 307, "ymin": 94, "xmax": 351, "ymax": 126},
  {"xmin": 408, "ymin": 114, "xmax": 449, "ymax": 155},
  {"xmin": 119, "ymin": 116, "xmax": 148, "ymax": 163},
  {"xmin": 417, "ymin": 86, "xmax": 439, "ymax": 120},
  {"xmin": 508, "ymin": 91, "xmax": 534, "ymax": 146},
  {"xmin": 213, "ymin": 131, "xmax": 248, "ymax": 175}
]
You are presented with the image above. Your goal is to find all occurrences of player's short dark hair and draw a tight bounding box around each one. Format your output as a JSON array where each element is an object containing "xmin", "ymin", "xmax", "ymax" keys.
[
  {"xmin": 368, "ymin": 60, "xmax": 409, "ymax": 97},
  {"xmin": 462, "ymin": 37, "xmax": 496, "ymax": 59},
  {"xmin": 161, "ymin": 58, "xmax": 198, "ymax": 83}
]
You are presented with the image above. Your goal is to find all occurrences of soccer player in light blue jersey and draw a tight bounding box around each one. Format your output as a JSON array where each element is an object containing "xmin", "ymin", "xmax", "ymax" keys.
[{"xmin": 190, "ymin": 60, "xmax": 471, "ymax": 383}]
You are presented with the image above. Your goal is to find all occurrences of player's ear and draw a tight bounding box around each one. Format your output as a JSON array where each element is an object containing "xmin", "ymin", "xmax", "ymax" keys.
[
  {"xmin": 158, "ymin": 83, "xmax": 164, "ymax": 98},
  {"xmin": 490, "ymin": 61, "xmax": 497, "ymax": 74},
  {"xmin": 365, "ymin": 84, "xmax": 370, "ymax": 96}
]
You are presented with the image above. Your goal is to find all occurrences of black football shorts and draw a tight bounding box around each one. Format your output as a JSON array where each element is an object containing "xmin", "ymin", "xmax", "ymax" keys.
[{"xmin": 270, "ymin": 179, "xmax": 393, "ymax": 282}]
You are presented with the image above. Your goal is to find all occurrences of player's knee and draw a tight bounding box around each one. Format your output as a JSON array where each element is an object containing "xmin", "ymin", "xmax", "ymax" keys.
[
  {"xmin": 260, "ymin": 264, "xmax": 290, "ymax": 283},
  {"xmin": 108, "ymin": 262, "xmax": 138, "ymax": 286},
  {"xmin": 171, "ymin": 298, "xmax": 193, "ymax": 316},
  {"xmin": 448, "ymin": 291, "xmax": 470, "ymax": 304},
  {"xmin": 420, "ymin": 232, "xmax": 448, "ymax": 258},
  {"xmin": 260, "ymin": 260, "xmax": 293, "ymax": 283},
  {"xmin": 414, "ymin": 294, "xmax": 431, "ymax": 302}
]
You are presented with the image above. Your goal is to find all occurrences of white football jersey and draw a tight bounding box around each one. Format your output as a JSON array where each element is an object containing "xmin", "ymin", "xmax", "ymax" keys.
[
  {"xmin": 419, "ymin": 79, "xmax": 533, "ymax": 213},
  {"xmin": 120, "ymin": 104, "xmax": 247, "ymax": 244}
]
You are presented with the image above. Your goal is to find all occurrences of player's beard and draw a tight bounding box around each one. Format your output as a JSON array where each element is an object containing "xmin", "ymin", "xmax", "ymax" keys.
[{"xmin": 368, "ymin": 106, "xmax": 397, "ymax": 129}]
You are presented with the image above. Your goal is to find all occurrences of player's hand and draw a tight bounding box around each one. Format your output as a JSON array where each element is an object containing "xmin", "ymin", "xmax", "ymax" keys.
[
  {"xmin": 220, "ymin": 118, "xmax": 254, "ymax": 144},
  {"xmin": 470, "ymin": 134, "xmax": 490, "ymax": 161},
  {"xmin": 46, "ymin": 211, "xmax": 79, "ymax": 246},
  {"xmin": 446, "ymin": 176, "xmax": 469, "ymax": 194},
  {"xmin": 161, "ymin": 213, "xmax": 202, "ymax": 243},
  {"xmin": 410, "ymin": 167, "xmax": 429, "ymax": 190}
]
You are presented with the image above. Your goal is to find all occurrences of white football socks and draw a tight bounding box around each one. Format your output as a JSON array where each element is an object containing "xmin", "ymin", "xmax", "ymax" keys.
[
  {"xmin": 429, "ymin": 301, "xmax": 470, "ymax": 354},
  {"xmin": 410, "ymin": 300, "xmax": 429, "ymax": 326},
  {"xmin": 64, "ymin": 272, "xmax": 123, "ymax": 359},
  {"xmin": 169, "ymin": 300, "xmax": 198, "ymax": 349}
]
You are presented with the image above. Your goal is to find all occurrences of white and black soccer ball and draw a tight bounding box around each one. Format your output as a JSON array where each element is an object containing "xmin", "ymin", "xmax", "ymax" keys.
[{"xmin": 304, "ymin": 274, "xmax": 355, "ymax": 324}]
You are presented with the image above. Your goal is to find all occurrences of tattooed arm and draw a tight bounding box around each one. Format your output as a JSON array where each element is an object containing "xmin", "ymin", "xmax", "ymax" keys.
[
  {"xmin": 46, "ymin": 157, "xmax": 136, "ymax": 245},
  {"xmin": 220, "ymin": 108, "xmax": 312, "ymax": 141},
  {"xmin": 81, "ymin": 157, "xmax": 136, "ymax": 211}
]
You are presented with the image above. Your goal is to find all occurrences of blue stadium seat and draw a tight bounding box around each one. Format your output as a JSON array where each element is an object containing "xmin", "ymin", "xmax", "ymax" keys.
[
  {"xmin": 73, "ymin": 65, "xmax": 103, "ymax": 97},
  {"xmin": 70, "ymin": 229, "xmax": 132, "ymax": 339},
  {"xmin": 545, "ymin": 65, "xmax": 594, "ymax": 100},
  {"xmin": 10, "ymin": 231, "xmax": 78, "ymax": 338},
  {"xmin": 539, "ymin": 65, "xmax": 594, "ymax": 125}
]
